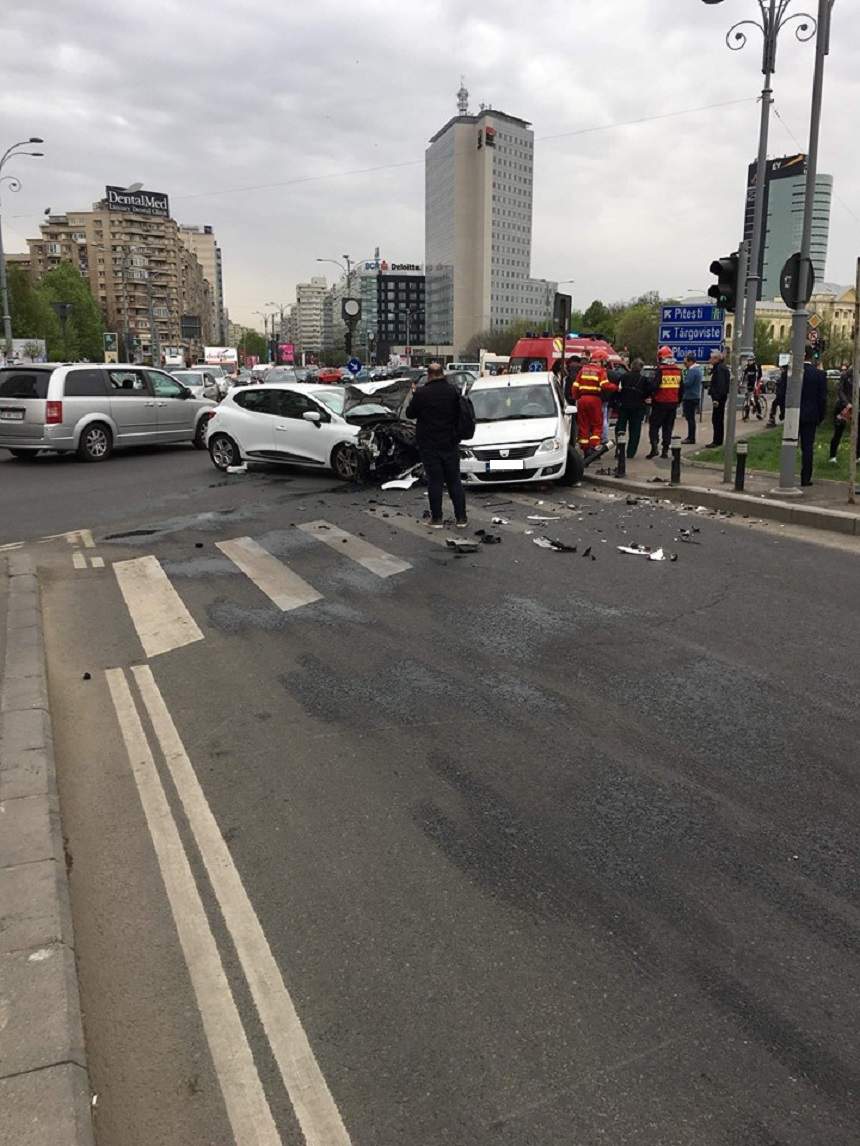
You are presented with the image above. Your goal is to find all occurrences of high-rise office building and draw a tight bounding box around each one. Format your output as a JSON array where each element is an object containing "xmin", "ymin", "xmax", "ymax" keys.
[
  {"xmin": 743, "ymin": 153, "xmax": 833, "ymax": 300},
  {"xmin": 293, "ymin": 277, "xmax": 327, "ymax": 353},
  {"xmin": 179, "ymin": 225, "xmax": 226, "ymax": 343},
  {"xmin": 425, "ymin": 87, "xmax": 556, "ymax": 356}
]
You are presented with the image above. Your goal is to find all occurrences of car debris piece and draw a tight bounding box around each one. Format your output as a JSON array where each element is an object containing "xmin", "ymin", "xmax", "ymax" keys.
[
  {"xmin": 380, "ymin": 464, "xmax": 422, "ymax": 491},
  {"xmin": 527, "ymin": 515, "xmax": 561, "ymax": 522},
  {"xmin": 445, "ymin": 538, "xmax": 480, "ymax": 552},
  {"xmin": 533, "ymin": 536, "xmax": 577, "ymax": 552},
  {"xmin": 226, "ymin": 464, "xmax": 247, "ymax": 474},
  {"xmin": 491, "ymin": 517, "xmax": 510, "ymax": 525},
  {"xmin": 617, "ymin": 544, "xmax": 669, "ymax": 561}
]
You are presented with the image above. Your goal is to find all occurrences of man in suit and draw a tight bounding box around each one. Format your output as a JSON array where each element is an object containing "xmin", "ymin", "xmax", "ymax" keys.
[{"xmin": 798, "ymin": 347, "xmax": 828, "ymax": 487}]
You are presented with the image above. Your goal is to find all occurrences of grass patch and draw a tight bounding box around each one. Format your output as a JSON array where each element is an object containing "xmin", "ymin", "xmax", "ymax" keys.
[{"xmin": 691, "ymin": 422, "xmax": 854, "ymax": 482}]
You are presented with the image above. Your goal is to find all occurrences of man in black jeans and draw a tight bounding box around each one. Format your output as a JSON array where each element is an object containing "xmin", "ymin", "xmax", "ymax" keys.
[
  {"xmin": 799, "ymin": 348, "xmax": 828, "ymax": 487},
  {"xmin": 406, "ymin": 362, "xmax": 467, "ymax": 528},
  {"xmin": 706, "ymin": 349, "xmax": 731, "ymax": 447}
]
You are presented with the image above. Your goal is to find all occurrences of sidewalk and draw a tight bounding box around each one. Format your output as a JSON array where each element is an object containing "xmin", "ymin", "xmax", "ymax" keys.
[
  {"xmin": 587, "ymin": 409, "xmax": 860, "ymax": 536},
  {"xmin": 0, "ymin": 553, "xmax": 95, "ymax": 1146}
]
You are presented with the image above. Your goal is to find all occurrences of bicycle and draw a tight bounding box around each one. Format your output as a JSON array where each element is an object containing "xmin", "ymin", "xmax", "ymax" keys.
[{"xmin": 742, "ymin": 380, "xmax": 767, "ymax": 421}]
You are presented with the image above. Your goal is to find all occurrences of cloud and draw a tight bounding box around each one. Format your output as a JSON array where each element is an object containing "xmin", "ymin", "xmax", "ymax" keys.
[{"xmin": 2, "ymin": 0, "xmax": 858, "ymax": 330}]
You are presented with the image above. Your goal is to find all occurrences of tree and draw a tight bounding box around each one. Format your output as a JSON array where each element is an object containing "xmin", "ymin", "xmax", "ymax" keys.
[
  {"xmin": 6, "ymin": 265, "xmax": 62, "ymax": 357},
  {"xmin": 238, "ymin": 330, "xmax": 267, "ymax": 361},
  {"xmin": 581, "ymin": 299, "xmax": 615, "ymax": 341},
  {"xmin": 36, "ymin": 262, "xmax": 104, "ymax": 361},
  {"xmin": 614, "ymin": 303, "xmax": 660, "ymax": 362},
  {"xmin": 753, "ymin": 319, "xmax": 788, "ymax": 366},
  {"xmin": 464, "ymin": 318, "xmax": 535, "ymax": 359}
]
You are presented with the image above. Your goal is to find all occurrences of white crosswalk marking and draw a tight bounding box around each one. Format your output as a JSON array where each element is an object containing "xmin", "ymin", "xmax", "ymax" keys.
[
  {"xmin": 90, "ymin": 555, "xmax": 105, "ymax": 569},
  {"xmin": 114, "ymin": 555, "xmax": 204, "ymax": 658},
  {"xmin": 299, "ymin": 520, "xmax": 411, "ymax": 578},
  {"xmin": 216, "ymin": 536, "xmax": 322, "ymax": 611},
  {"xmin": 72, "ymin": 551, "xmax": 87, "ymax": 570}
]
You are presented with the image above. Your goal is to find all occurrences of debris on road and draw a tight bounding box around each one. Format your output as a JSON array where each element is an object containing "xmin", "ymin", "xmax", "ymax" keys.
[
  {"xmin": 82, "ymin": 672, "xmax": 91, "ymax": 681},
  {"xmin": 474, "ymin": 530, "xmax": 502, "ymax": 545},
  {"xmin": 446, "ymin": 538, "xmax": 480, "ymax": 552},
  {"xmin": 533, "ymin": 536, "xmax": 577, "ymax": 552},
  {"xmin": 381, "ymin": 467, "xmax": 421, "ymax": 491},
  {"xmin": 491, "ymin": 517, "xmax": 510, "ymax": 525},
  {"xmin": 226, "ymin": 464, "xmax": 247, "ymax": 474},
  {"xmin": 617, "ymin": 544, "xmax": 672, "ymax": 561},
  {"xmin": 527, "ymin": 515, "xmax": 561, "ymax": 522}
]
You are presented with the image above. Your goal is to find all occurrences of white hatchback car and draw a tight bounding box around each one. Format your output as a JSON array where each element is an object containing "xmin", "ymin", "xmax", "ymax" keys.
[
  {"xmin": 206, "ymin": 382, "xmax": 391, "ymax": 480},
  {"xmin": 459, "ymin": 373, "xmax": 583, "ymax": 486}
]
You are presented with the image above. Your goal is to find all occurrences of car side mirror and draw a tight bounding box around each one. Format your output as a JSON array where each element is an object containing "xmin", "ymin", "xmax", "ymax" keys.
[
  {"xmin": 564, "ymin": 404, "xmax": 577, "ymax": 415},
  {"xmin": 180, "ymin": 387, "xmax": 191, "ymax": 399},
  {"xmin": 302, "ymin": 410, "xmax": 322, "ymax": 425}
]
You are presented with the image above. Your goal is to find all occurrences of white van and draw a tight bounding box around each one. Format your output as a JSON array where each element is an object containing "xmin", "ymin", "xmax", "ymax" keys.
[
  {"xmin": 458, "ymin": 372, "xmax": 583, "ymax": 486},
  {"xmin": 446, "ymin": 361, "xmax": 480, "ymax": 376}
]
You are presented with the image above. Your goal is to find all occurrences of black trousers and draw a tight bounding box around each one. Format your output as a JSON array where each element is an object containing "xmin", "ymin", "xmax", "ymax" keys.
[
  {"xmin": 799, "ymin": 421, "xmax": 817, "ymax": 485},
  {"xmin": 829, "ymin": 415, "xmax": 860, "ymax": 460},
  {"xmin": 649, "ymin": 404, "xmax": 676, "ymax": 452},
  {"xmin": 682, "ymin": 398, "xmax": 698, "ymax": 442},
  {"xmin": 711, "ymin": 397, "xmax": 727, "ymax": 446},
  {"xmin": 420, "ymin": 445, "xmax": 466, "ymax": 521}
]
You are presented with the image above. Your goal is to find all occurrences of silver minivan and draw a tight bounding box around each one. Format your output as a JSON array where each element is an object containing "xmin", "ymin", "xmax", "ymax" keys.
[{"xmin": 0, "ymin": 363, "xmax": 217, "ymax": 461}]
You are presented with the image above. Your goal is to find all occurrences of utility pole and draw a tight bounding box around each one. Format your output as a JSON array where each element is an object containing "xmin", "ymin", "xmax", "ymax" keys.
[
  {"xmin": 0, "ymin": 137, "xmax": 45, "ymax": 359},
  {"xmin": 724, "ymin": 242, "xmax": 750, "ymax": 484},
  {"xmin": 778, "ymin": 0, "xmax": 835, "ymax": 492}
]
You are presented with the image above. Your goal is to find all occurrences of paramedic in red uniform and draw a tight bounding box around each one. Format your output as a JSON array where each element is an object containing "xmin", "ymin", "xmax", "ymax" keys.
[
  {"xmin": 646, "ymin": 346, "xmax": 682, "ymax": 459},
  {"xmin": 571, "ymin": 350, "xmax": 617, "ymax": 455}
]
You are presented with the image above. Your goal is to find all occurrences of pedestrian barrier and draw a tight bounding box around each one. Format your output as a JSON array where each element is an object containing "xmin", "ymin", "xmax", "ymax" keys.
[
  {"xmin": 670, "ymin": 435, "xmax": 682, "ymax": 485},
  {"xmin": 735, "ymin": 440, "xmax": 748, "ymax": 491},
  {"xmin": 615, "ymin": 431, "xmax": 627, "ymax": 479}
]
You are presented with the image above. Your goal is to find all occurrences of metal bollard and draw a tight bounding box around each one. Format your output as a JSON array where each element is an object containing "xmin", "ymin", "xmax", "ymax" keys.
[
  {"xmin": 735, "ymin": 440, "xmax": 748, "ymax": 491},
  {"xmin": 670, "ymin": 434, "xmax": 682, "ymax": 485},
  {"xmin": 615, "ymin": 431, "xmax": 627, "ymax": 478}
]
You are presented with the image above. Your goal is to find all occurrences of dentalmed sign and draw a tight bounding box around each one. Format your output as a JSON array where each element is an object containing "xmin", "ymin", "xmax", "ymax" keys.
[{"xmin": 105, "ymin": 186, "xmax": 170, "ymax": 218}]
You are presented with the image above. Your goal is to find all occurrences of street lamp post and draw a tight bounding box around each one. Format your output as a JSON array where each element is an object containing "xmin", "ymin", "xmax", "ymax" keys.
[
  {"xmin": 0, "ymin": 137, "xmax": 44, "ymax": 359},
  {"xmin": 778, "ymin": 0, "xmax": 835, "ymax": 491},
  {"xmin": 700, "ymin": 2, "xmax": 816, "ymax": 370}
]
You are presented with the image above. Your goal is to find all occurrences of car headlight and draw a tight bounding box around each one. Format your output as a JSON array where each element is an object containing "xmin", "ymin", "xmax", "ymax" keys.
[{"xmin": 538, "ymin": 437, "xmax": 561, "ymax": 452}]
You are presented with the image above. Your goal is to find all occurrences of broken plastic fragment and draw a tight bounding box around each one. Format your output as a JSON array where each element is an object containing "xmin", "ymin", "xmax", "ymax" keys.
[
  {"xmin": 491, "ymin": 517, "xmax": 510, "ymax": 525},
  {"xmin": 445, "ymin": 538, "xmax": 480, "ymax": 552},
  {"xmin": 617, "ymin": 544, "xmax": 667, "ymax": 561},
  {"xmin": 226, "ymin": 464, "xmax": 247, "ymax": 474},
  {"xmin": 533, "ymin": 536, "xmax": 577, "ymax": 552},
  {"xmin": 527, "ymin": 515, "xmax": 561, "ymax": 522},
  {"xmin": 381, "ymin": 475, "xmax": 419, "ymax": 490}
]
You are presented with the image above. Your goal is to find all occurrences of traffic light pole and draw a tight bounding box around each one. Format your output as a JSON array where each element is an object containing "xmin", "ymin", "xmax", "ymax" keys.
[
  {"xmin": 724, "ymin": 241, "xmax": 749, "ymax": 485},
  {"xmin": 739, "ymin": 64, "xmax": 773, "ymax": 368},
  {"xmin": 777, "ymin": 0, "xmax": 834, "ymax": 493}
]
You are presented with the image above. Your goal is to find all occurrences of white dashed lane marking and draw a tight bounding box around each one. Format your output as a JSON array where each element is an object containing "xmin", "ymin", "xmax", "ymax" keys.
[
  {"xmin": 216, "ymin": 535, "xmax": 322, "ymax": 611},
  {"xmin": 299, "ymin": 519, "xmax": 411, "ymax": 578},
  {"xmin": 113, "ymin": 555, "xmax": 204, "ymax": 658}
]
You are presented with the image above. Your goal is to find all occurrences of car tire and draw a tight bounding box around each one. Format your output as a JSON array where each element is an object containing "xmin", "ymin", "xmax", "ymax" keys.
[
  {"xmin": 77, "ymin": 422, "xmax": 113, "ymax": 462},
  {"xmin": 331, "ymin": 443, "xmax": 362, "ymax": 482},
  {"xmin": 193, "ymin": 417, "xmax": 210, "ymax": 450},
  {"xmin": 559, "ymin": 446, "xmax": 585, "ymax": 485},
  {"xmin": 209, "ymin": 432, "xmax": 241, "ymax": 470}
]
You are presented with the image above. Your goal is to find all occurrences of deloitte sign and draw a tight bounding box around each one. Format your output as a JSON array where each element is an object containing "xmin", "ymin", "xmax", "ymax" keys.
[{"xmin": 105, "ymin": 186, "xmax": 170, "ymax": 218}]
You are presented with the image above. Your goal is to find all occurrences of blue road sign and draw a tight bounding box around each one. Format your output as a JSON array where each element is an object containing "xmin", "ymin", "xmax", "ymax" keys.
[
  {"xmin": 346, "ymin": 357, "xmax": 363, "ymax": 375},
  {"xmin": 659, "ymin": 305, "xmax": 725, "ymax": 363}
]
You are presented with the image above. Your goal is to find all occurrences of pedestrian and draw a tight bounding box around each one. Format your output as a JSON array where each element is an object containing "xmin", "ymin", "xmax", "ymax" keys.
[
  {"xmin": 603, "ymin": 359, "xmax": 625, "ymax": 444},
  {"xmin": 798, "ymin": 347, "xmax": 828, "ymax": 487},
  {"xmin": 828, "ymin": 367, "xmax": 856, "ymax": 464},
  {"xmin": 571, "ymin": 350, "xmax": 618, "ymax": 455},
  {"xmin": 405, "ymin": 361, "xmax": 468, "ymax": 528},
  {"xmin": 645, "ymin": 346, "xmax": 682, "ymax": 459},
  {"xmin": 680, "ymin": 353, "xmax": 703, "ymax": 444},
  {"xmin": 767, "ymin": 364, "xmax": 787, "ymax": 426},
  {"xmin": 743, "ymin": 356, "xmax": 762, "ymax": 395},
  {"xmin": 706, "ymin": 349, "xmax": 731, "ymax": 447},
  {"xmin": 615, "ymin": 357, "xmax": 651, "ymax": 458}
]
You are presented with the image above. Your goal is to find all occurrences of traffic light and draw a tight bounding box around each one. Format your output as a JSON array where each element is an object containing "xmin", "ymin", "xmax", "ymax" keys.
[{"xmin": 708, "ymin": 253, "xmax": 740, "ymax": 312}]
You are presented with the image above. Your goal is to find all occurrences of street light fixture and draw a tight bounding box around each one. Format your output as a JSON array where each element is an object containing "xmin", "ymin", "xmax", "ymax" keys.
[{"xmin": 0, "ymin": 137, "xmax": 45, "ymax": 358}]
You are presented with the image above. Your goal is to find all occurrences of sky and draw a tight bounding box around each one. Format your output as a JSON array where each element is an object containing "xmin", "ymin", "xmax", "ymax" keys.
[{"xmin": 2, "ymin": 0, "xmax": 859, "ymax": 331}]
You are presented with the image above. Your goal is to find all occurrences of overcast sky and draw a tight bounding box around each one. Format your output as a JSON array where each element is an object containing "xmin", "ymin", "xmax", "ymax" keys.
[{"xmin": 3, "ymin": 0, "xmax": 859, "ymax": 331}]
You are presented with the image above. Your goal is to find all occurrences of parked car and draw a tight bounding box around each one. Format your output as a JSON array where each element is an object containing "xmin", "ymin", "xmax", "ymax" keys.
[
  {"xmin": 0, "ymin": 363, "xmax": 217, "ymax": 461},
  {"xmin": 261, "ymin": 367, "xmax": 298, "ymax": 384},
  {"xmin": 169, "ymin": 368, "xmax": 220, "ymax": 401},
  {"xmin": 458, "ymin": 373, "xmax": 583, "ymax": 486},
  {"xmin": 191, "ymin": 364, "xmax": 230, "ymax": 398},
  {"xmin": 316, "ymin": 367, "xmax": 342, "ymax": 385}
]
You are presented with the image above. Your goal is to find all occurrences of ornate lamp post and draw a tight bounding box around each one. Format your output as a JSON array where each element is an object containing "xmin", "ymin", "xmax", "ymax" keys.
[{"xmin": 0, "ymin": 138, "xmax": 44, "ymax": 359}]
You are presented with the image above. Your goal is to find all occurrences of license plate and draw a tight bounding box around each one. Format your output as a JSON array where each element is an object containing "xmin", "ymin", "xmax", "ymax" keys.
[
  {"xmin": 0, "ymin": 409, "xmax": 24, "ymax": 421},
  {"xmin": 486, "ymin": 459, "xmax": 525, "ymax": 472}
]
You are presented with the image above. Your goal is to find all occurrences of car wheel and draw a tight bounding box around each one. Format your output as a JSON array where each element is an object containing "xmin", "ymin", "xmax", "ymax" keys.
[
  {"xmin": 331, "ymin": 443, "xmax": 361, "ymax": 482},
  {"xmin": 209, "ymin": 432, "xmax": 240, "ymax": 470},
  {"xmin": 559, "ymin": 446, "xmax": 585, "ymax": 485},
  {"xmin": 193, "ymin": 417, "xmax": 210, "ymax": 450},
  {"xmin": 77, "ymin": 422, "xmax": 113, "ymax": 462}
]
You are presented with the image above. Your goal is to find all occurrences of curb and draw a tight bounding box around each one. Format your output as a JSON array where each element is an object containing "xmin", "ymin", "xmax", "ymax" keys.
[
  {"xmin": 0, "ymin": 553, "xmax": 95, "ymax": 1146},
  {"xmin": 585, "ymin": 473, "xmax": 860, "ymax": 536}
]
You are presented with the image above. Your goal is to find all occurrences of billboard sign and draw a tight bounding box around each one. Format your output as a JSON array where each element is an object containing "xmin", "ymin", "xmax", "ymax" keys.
[
  {"xmin": 204, "ymin": 346, "xmax": 238, "ymax": 368},
  {"xmin": 105, "ymin": 186, "xmax": 170, "ymax": 218},
  {"xmin": 659, "ymin": 305, "xmax": 725, "ymax": 363},
  {"xmin": 277, "ymin": 342, "xmax": 295, "ymax": 365}
]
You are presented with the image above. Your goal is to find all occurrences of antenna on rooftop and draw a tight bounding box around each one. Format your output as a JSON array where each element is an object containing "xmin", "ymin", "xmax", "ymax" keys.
[{"xmin": 457, "ymin": 78, "xmax": 469, "ymax": 116}]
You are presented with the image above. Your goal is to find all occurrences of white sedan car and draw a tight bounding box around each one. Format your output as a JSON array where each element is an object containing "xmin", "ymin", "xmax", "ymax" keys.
[{"xmin": 205, "ymin": 382, "xmax": 392, "ymax": 480}]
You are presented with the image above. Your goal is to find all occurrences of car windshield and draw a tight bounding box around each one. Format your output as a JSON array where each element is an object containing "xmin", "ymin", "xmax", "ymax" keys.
[
  {"xmin": 470, "ymin": 384, "xmax": 558, "ymax": 422},
  {"xmin": 172, "ymin": 372, "xmax": 200, "ymax": 386},
  {"xmin": 311, "ymin": 387, "xmax": 345, "ymax": 415}
]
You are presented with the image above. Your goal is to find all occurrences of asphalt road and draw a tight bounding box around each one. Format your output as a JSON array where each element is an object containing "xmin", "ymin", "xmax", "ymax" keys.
[{"xmin": 8, "ymin": 445, "xmax": 860, "ymax": 1144}]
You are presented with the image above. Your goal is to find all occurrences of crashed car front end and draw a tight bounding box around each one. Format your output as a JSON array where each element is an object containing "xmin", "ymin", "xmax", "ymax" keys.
[{"xmin": 343, "ymin": 379, "xmax": 421, "ymax": 481}]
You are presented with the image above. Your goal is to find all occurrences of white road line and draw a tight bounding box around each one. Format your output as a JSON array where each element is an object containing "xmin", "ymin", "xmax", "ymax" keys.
[
  {"xmin": 80, "ymin": 528, "xmax": 96, "ymax": 549},
  {"xmin": 299, "ymin": 520, "xmax": 411, "ymax": 578},
  {"xmin": 133, "ymin": 664, "xmax": 351, "ymax": 1146},
  {"xmin": 90, "ymin": 555, "xmax": 105, "ymax": 569},
  {"xmin": 114, "ymin": 555, "xmax": 204, "ymax": 658},
  {"xmin": 365, "ymin": 509, "xmax": 454, "ymax": 547},
  {"xmin": 216, "ymin": 536, "xmax": 322, "ymax": 611},
  {"xmin": 0, "ymin": 541, "xmax": 24, "ymax": 552},
  {"xmin": 72, "ymin": 551, "xmax": 86, "ymax": 570},
  {"xmin": 105, "ymin": 668, "xmax": 281, "ymax": 1146}
]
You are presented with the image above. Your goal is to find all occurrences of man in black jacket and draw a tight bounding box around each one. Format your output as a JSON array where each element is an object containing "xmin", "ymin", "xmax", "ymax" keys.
[
  {"xmin": 406, "ymin": 362, "xmax": 467, "ymax": 527},
  {"xmin": 706, "ymin": 350, "xmax": 731, "ymax": 447},
  {"xmin": 799, "ymin": 348, "xmax": 828, "ymax": 486},
  {"xmin": 614, "ymin": 358, "xmax": 651, "ymax": 457}
]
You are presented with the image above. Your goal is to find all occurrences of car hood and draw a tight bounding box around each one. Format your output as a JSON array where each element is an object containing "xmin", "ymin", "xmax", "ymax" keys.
[
  {"xmin": 467, "ymin": 416, "xmax": 560, "ymax": 445},
  {"xmin": 343, "ymin": 379, "xmax": 413, "ymax": 419}
]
